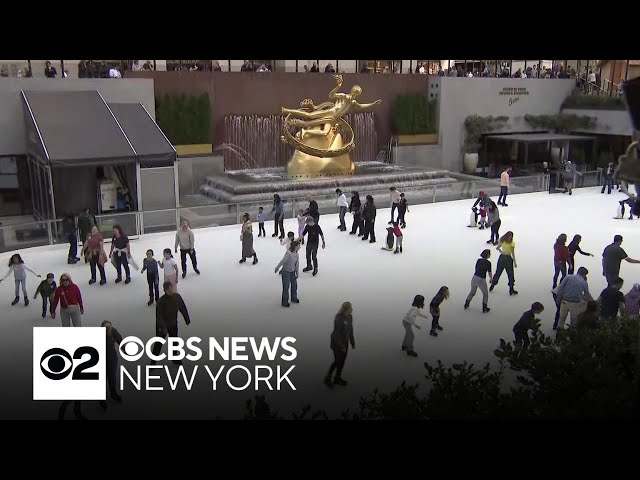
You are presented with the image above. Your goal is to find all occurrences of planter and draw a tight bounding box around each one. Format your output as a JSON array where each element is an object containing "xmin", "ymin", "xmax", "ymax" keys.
[
  {"xmin": 175, "ymin": 144, "xmax": 213, "ymax": 156},
  {"xmin": 463, "ymin": 153, "xmax": 479, "ymax": 173},
  {"xmin": 397, "ymin": 134, "xmax": 439, "ymax": 145}
]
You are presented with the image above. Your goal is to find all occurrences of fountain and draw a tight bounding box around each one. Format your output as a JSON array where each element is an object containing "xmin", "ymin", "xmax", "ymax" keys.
[{"xmin": 200, "ymin": 74, "xmax": 458, "ymax": 204}]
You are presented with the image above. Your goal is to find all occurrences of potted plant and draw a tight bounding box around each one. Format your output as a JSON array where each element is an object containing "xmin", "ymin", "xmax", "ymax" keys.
[{"xmin": 463, "ymin": 115, "xmax": 508, "ymax": 173}]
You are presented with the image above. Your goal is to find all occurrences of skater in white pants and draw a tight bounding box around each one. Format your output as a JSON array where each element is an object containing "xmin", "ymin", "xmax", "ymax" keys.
[{"xmin": 0, "ymin": 253, "xmax": 41, "ymax": 306}]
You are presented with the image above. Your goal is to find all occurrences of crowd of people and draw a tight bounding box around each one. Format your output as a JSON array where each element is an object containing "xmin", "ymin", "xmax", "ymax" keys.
[{"xmin": 4, "ymin": 167, "xmax": 640, "ymax": 416}]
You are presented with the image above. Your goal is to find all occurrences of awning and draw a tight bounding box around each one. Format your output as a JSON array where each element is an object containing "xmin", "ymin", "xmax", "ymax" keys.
[
  {"xmin": 21, "ymin": 90, "xmax": 136, "ymax": 167},
  {"xmin": 486, "ymin": 133, "xmax": 596, "ymax": 143},
  {"xmin": 108, "ymin": 103, "xmax": 176, "ymax": 168}
]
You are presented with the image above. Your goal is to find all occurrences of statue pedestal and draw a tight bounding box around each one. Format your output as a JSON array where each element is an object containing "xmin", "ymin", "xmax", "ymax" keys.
[{"xmin": 286, "ymin": 129, "xmax": 355, "ymax": 177}]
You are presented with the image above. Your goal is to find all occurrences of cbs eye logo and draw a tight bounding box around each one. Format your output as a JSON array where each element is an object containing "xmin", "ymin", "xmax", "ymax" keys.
[
  {"xmin": 118, "ymin": 336, "xmax": 146, "ymax": 361},
  {"xmin": 33, "ymin": 327, "xmax": 106, "ymax": 401},
  {"xmin": 40, "ymin": 347, "xmax": 99, "ymax": 381}
]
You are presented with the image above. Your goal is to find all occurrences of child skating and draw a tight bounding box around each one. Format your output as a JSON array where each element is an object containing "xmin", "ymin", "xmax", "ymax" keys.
[
  {"xmin": 391, "ymin": 221, "xmax": 403, "ymax": 254},
  {"xmin": 401, "ymin": 295, "xmax": 427, "ymax": 357},
  {"xmin": 296, "ymin": 209, "xmax": 306, "ymax": 245},
  {"xmin": 513, "ymin": 302, "xmax": 544, "ymax": 351},
  {"xmin": 429, "ymin": 286, "xmax": 450, "ymax": 337},
  {"xmin": 34, "ymin": 273, "xmax": 57, "ymax": 318},
  {"xmin": 0, "ymin": 253, "xmax": 41, "ymax": 306},
  {"xmin": 281, "ymin": 231, "xmax": 295, "ymax": 250},
  {"xmin": 159, "ymin": 248, "xmax": 179, "ymax": 292},
  {"xmin": 141, "ymin": 249, "xmax": 160, "ymax": 306},
  {"xmin": 382, "ymin": 225, "xmax": 395, "ymax": 251},
  {"xmin": 257, "ymin": 207, "xmax": 266, "ymax": 237},
  {"xmin": 398, "ymin": 193, "xmax": 409, "ymax": 228}
]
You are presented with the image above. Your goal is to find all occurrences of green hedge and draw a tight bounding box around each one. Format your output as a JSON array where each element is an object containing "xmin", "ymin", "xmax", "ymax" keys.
[
  {"xmin": 561, "ymin": 94, "xmax": 627, "ymax": 111},
  {"xmin": 155, "ymin": 93, "xmax": 212, "ymax": 145},
  {"xmin": 392, "ymin": 93, "xmax": 438, "ymax": 135},
  {"xmin": 524, "ymin": 113, "xmax": 597, "ymax": 134}
]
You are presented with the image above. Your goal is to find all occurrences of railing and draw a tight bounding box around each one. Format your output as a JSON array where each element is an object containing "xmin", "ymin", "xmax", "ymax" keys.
[{"xmin": 0, "ymin": 172, "xmax": 602, "ymax": 254}]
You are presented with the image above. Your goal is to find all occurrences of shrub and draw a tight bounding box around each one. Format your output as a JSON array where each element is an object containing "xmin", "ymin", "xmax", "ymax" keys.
[
  {"xmin": 155, "ymin": 93, "xmax": 212, "ymax": 145},
  {"xmin": 524, "ymin": 113, "xmax": 597, "ymax": 134},
  {"xmin": 562, "ymin": 94, "xmax": 627, "ymax": 111},
  {"xmin": 392, "ymin": 93, "xmax": 438, "ymax": 135},
  {"xmin": 463, "ymin": 115, "xmax": 509, "ymax": 154}
]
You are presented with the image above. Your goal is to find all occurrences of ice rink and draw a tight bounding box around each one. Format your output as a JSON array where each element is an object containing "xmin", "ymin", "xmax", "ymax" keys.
[{"xmin": 2, "ymin": 186, "xmax": 638, "ymax": 419}]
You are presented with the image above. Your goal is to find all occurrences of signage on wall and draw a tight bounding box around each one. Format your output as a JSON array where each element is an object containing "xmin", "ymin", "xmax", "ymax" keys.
[{"xmin": 499, "ymin": 87, "xmax": 529, "ymax": 106}]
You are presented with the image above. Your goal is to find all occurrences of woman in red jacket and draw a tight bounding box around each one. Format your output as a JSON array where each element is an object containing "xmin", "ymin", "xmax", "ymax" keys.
[
  {"xmin": 51, "ymin": 273, "xmax": 84, "ymax": 327},
  {"xmin": 553, "ymin": 234, "xmax": 570, "ymax": 289}
]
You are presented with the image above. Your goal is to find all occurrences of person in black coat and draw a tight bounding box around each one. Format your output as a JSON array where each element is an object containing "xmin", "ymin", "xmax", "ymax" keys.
[
  {"xmin": 303, "ymin": 195, "xmax": 320, "ymax": 224},
  {"xmin": 301, "ymin": 216, "xmax": 325, "ymax": 276},
  {"xmin": 348, "ymin": 191, "xmax": 364, "ymax": 236},
  {"xmin": 324, "ymin": 302, "xmax": 355, "ymax": 387},
  {"xmin": 361, "ymin": 195, "xmax": 377, "ymax": 243},
  {"xmin": 61, "ymin": 213, "xmax": 79, "ymax": 264},
  {"xmin": 152, "ymin": 281, "xmax": 191, "ymax": 366}
]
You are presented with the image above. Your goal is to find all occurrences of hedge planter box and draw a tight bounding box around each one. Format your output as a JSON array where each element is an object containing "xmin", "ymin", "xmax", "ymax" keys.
[
  {"xmin": 397, "ymin": 134, "xmax": 439, "ymax": 145},
  {"xmin": 175, "ymin": 144, "xmax": 213, "ymax": 156}
]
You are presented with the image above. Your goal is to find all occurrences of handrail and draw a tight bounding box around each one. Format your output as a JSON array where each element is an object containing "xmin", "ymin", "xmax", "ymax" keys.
[{"xmin": 0, "ymin": 172, "xmax": 602, "ymax": 245}]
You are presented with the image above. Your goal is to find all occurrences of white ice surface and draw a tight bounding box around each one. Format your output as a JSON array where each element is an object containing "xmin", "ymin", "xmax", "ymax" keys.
[{"xmin": 1, "ymin": 186, "xmax": 637, "ymax": 419}]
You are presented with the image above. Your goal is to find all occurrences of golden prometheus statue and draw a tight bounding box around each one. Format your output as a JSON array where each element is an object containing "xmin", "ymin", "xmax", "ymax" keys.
[{"xmin": 281, "ymin": 74, "xmax": 381, "ymax": 177}]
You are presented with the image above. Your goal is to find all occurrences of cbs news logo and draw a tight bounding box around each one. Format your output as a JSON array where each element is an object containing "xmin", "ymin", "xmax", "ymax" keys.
[{"xmin": 33, "ymin": 328, "xmax": 106, "ymax": 400}]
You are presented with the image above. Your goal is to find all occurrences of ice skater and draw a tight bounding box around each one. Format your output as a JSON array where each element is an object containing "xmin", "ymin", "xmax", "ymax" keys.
[
  {"xmin": 336, "ymin": 188, "xmax": 349, "ymax": 231},
  {"xmin": 270, "ymin": 194, "xmax": 285, "ymax": 239},
  {"xmin": 401, "ymin": 295, "xmax": 427, "ymax": 357},
  {"xmin": 159, "ymin": 248, "xmax": 179, "ymax": 291},
  {"xmin": 562, "ymin": 161, "xmax": 576, "ymax": 195},
  {"xmin": 464, "ymin": 249, "xmax": 492, "ymax": 313},
  {"xmin": 302, "ymin": 195, "xmax": 320, "ymax": 225},
  {"xmin": 281, "ymin": 231, "xmax": 295, "ymax": 250},
  {"xmin": 34, "ymin": 273, "xmax": 56, "ymax": 318},
  {"xmin": 361, "ymin": 195, "xmax": 377, "ymax": 243},
  {"xmin": 324, "ymin": 302, "xmax": 355, "ymax": 387},
  {"xmin": 301, "ymin": 216, "xmax": 325, "ymax": 276},
  {"xmin": 618, "ymin": 195, "xmax": 638, "ymax": 220},
  {"xmin": 50, "ymin": 274, "xmax": 84, "ymax": 327},
  {"xmin": 601, "ymin": 162, "xmax": 615, "ymax": 194},
  {"xmin": 497, "ymin": 166, "xmax": 511, "ymax": 206},
  {"xmin": 257, "ymin": 207, "xmax": 266, "ymax": 237},
  {"xmin": 513, "ymin": 302, "xmax": 544, "ymax": 351},
  {"xmin": 602, "ymin": 235, "xmax": 640, "ymax": 286},
  {"xmin": 296, "ymin": 209, "xmax": 306, "ymax": 244},
  {"xmin": 382, "ymin": 225, "xmax": 395, "ymax": 251},
  {"xmin": 109, "ymin": 225, "xmax": 132, "ymax": 285},
  {"xmin": 175, "ymin": 219, "xmax": 199, "ymax": 278},
  {"xmin": 349, "ymin": 191, "xmax": 364, "ymax": 236},
  {"xmin": 275, "ymin": 240, "xmax": 300, "ymax": 307},
  {"xmin": 398, "ymin": 193, "xmax": 409, "ymax": 228},
  {"xmin": 489, "ymin": 231, "xmax": 518, "ymax": 295},
  {"xmin": 83, "ymin": 225, "xmax": 107, "ymax": 285},
  {"xmin": 567, "ymin": 234, "xmax": 594, "ymax": 275},
  {"xmin": 429, "ymin": 286, "xmax": 450, "ymax": 337},
  {"xmin": 391, "ymin": 221, "xmax": 403, "ymax": 254},
  {"xmin": 152, "ymin": 281, "xmax": 191, "ymax": 366},
  {"xmin": 100, "ymin": 320, "xmax": 123, "ymax": 410},
  {"xmin": 389, "ymin": 186, "xmax": 401, "ymax": 224},
  {"xmin": 472, "ymin": 190, "xmax": 490, "ymax": 228},
  {"xmin": 0, "ymin": 253, "xmax": 41, "ymax": 306},
  {"xmin": 239, "ymin": 213, "xmax": 259, "ymax": 265},
  {"xmin": 552, "ymin": 234, "xmax": 570, "ymax": 289},
  {"xmin": 141, "ymin": 249, "xmax": 160, "ymax": 306},
  {"xmin": 486, "ymin": 201, "xmax": 501, "ymax": 245},
  {"xmin": 555, "ymin": 266, "xmax": 592, "ymax": 330}
]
